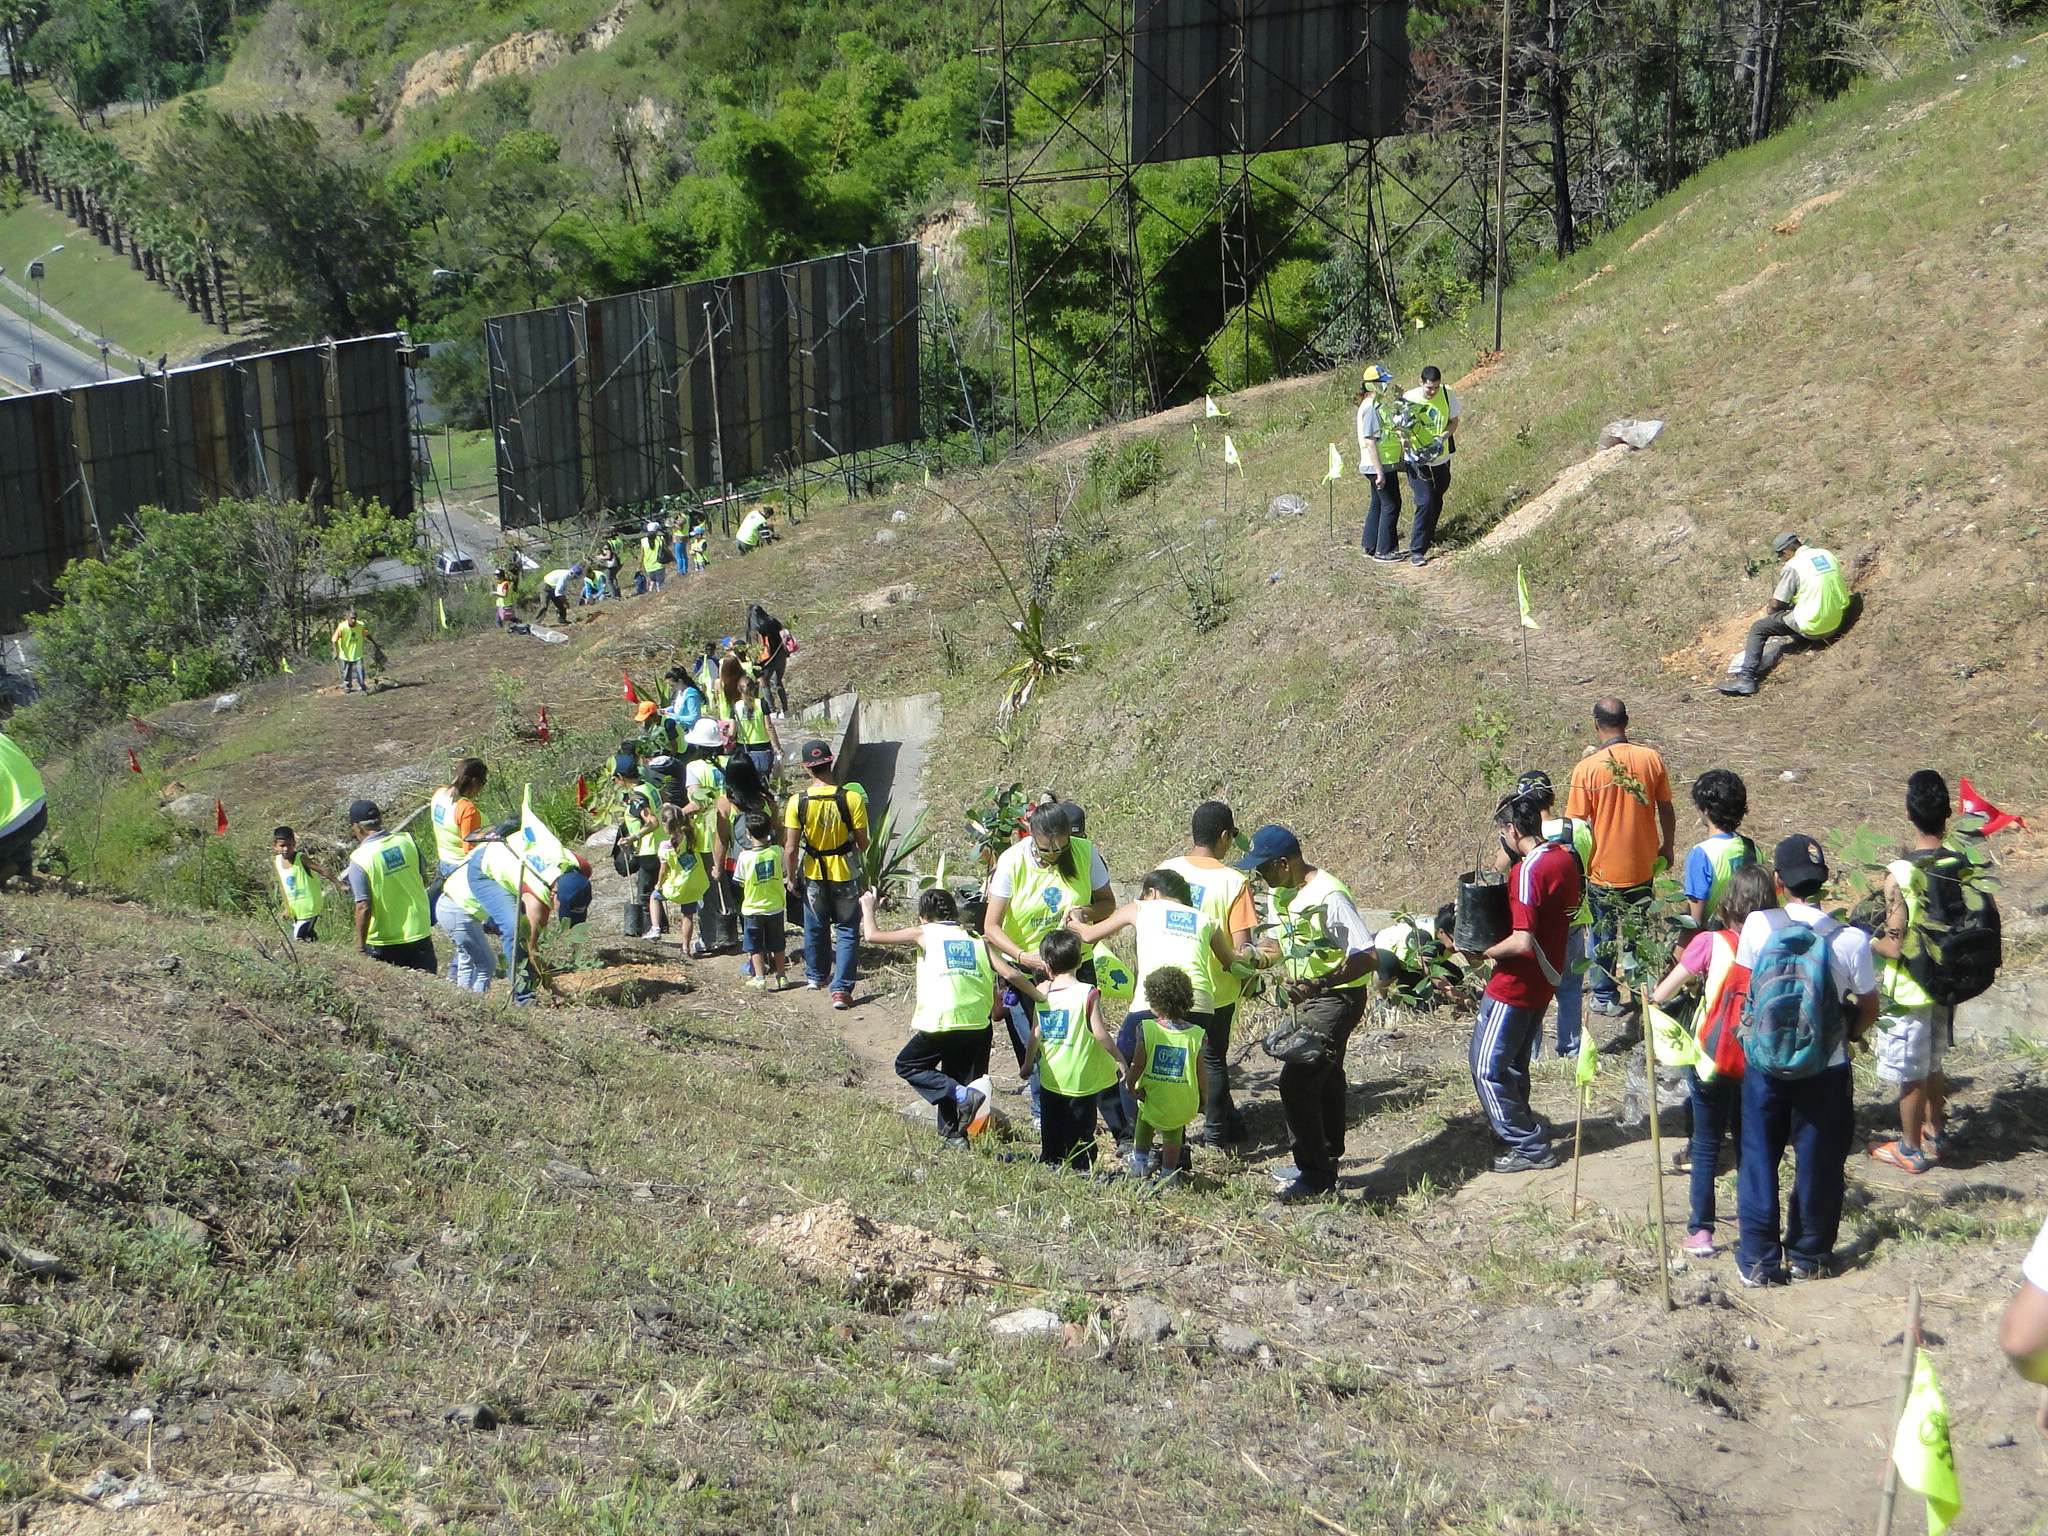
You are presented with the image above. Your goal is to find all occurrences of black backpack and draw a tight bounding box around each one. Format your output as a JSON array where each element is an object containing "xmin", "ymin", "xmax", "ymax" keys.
[{"xmin": 1905, "ymin": 848, "xmax": 2002, "ymax": 1006}]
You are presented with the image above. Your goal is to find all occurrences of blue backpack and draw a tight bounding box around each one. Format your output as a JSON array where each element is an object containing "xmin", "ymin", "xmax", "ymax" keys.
[{"xmin": 1740, "ymin": 921, "xmax": 1846, "ymax": 1080}]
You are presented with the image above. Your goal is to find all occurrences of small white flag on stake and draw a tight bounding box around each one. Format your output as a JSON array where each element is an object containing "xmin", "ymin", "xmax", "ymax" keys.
[
  {"xmin": 1222, "ymin": 435, "xmax": 1241, "ymax": 469},
  {"xmin": 1206, "ymin": 394, "xmax": 1228, "ymax": 418},
  {"xmin": 1326, "ymin": 444, "xmax": 1343, "ymax": 481}
]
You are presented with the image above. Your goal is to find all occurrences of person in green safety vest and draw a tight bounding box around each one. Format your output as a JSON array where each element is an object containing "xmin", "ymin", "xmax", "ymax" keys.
[
  {"xmin": 1123, "ymin": 964, "xmax": 1210, "ymax": 1185},
  {"xmin": 637, "ymin": 523, "xmax": 667, "ymax": 595},
  {"xmin": 1374, "ymin": 903, "xmax": 1462, "ymax": 1012},
  {"xmin": 1157, "ymin": 799, "xmax": 1260, "ymax": 1145},
  {"xmin": 1235, "ymin": 824, "xmax": 1378, "ymax": 1202},
  {"xmin": 1681, "ymin": 769, "xmax": 1758, "ymax": 928},
  {"xmin": 272, "ymin": 825, "xmax": 342, "ymax": 941},
  {"xmin": 1721, "ymin": 531, "xmax": 1851, "ymax": 696},
  {"xmin": 1398, "ymin": 365, "xmax": 1458, "ymax": 565},
  {"xmin": 1354, "ymin": 364, "xmax": 1408, "ymax": 561},
  {"xmin": 343, "ymin": 799, "xmax": 437, "ymax": 973},
  {"xmin": 734, "ymin": 505, "xmax": 777, "ymax": 556},
  {"xmin": 734, "ymin": 811, "xmax": 788, "ymax": 989},
  {"xmin": 329, "ymin": 610, "xmax": 373, "ymax": 694},
  {"xmin": 0, "ymin": 727, "xmax": 48, "ymax": 884}
]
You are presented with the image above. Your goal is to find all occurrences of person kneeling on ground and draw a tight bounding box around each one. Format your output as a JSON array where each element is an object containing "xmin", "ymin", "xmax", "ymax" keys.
[
  {"xmin": 1126, "ymin": 965, "xmax": 1209, "ymax": 1185},
  {"xmin": 1020, "ymin": 927, "xmax": 1125, "ymax": 1171},
  {"xmin": 1375, "ymin": 903, "xmax": 1461, "ymax": 1011},
  {"xmin": 1470, "ymin": 783, "xmax": 1581, "ymax": 1174},
  {"xmin": 863, "ymin": 887, "xmax": 1027, "ymax": 1149},
  {"xmin": 1720, "ymin": 532, "xmax": 1850, "ymax": 697}
]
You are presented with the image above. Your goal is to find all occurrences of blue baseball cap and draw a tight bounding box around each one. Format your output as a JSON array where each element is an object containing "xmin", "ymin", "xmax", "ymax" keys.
[{"xmin": 1234, "ymin": 824, "xmax": 1301, "ymax": 873}]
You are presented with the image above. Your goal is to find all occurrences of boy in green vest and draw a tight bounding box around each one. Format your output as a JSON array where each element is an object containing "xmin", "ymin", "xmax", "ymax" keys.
[
  {"xmin": 735, "ymin": 812, "xmax": 788, "ymax": 989},
  {"xmin": 272, "ymin": 825, "xmax": 339, "ymax": 942},
  {"xmin": 1681, "ymin": 768, "xmax": 1758, "ymax": 927},
  {"xmin": 1020, "ymin": 928, "xmax": 1125, "ymax": 1170},
  {"xmin": 1126, "ymin": 965, "xmax": 1208, "ymax": 1183}
]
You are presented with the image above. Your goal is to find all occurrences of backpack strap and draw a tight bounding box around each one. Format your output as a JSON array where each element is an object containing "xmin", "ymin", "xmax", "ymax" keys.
[{"xmin": 799, "ymin": 784, "xmax": 854, "ymax": 862}]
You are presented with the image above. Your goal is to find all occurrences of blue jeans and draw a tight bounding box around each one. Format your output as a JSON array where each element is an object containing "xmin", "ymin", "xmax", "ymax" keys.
[
  {"xmin": 338, "ymin": 658, "xmax": 366, "ymax": 691},
  {"xmin": 1552, "ymin": 926, "xmax": 1587, "ymax": 1055},
  {"xmin": 1404, "ymin": 461, "xmax": 1450, "ymax": 556},
  {"xmin": 802, "ymin": 876, "xmax": 860, "ymax": 994},
  {"xmin": 436, "ymin": 878, "xmax": 524, "ymax": 1000},
  {"xmin": 1004, "ymin": 993, "xmax": 1045, "ymax": 1119},
  {"xmin": 1737, "ymin": 1063, "xmax": 1853, "ymax": 1277},
  {"xmin": 1688, "ymin": 1068, "xmax": 1743, "ymax": 1234},
  {"xmin": 1588, "ymin": 882, "xmax": 1653, "ymax": 1009},
  {"xmin": 1470, "ymin": 995, "xmax": 1552, "ymax": 1157},
  {"xmin": 1360, "ymin": 470, "xmax": 1403, "ymax": 554}
]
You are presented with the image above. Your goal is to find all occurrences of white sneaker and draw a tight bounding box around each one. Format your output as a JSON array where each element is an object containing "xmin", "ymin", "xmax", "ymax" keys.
[{"xmin": 646, "ymin": 927, "xmax": 665, "ymax": 940}]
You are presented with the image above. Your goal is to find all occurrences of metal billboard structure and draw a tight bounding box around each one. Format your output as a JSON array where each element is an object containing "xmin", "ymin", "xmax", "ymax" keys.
[
  {"xmin": 485, "ymin": 245, "xmax": 923, "ymax": 531},
  {"xmin": 980, "ymin": 0, "xmax": 1433, "ymax": 434},
  {"xmin": 0, "ymin": 335, "xmax": 414, "ymax": 631}
]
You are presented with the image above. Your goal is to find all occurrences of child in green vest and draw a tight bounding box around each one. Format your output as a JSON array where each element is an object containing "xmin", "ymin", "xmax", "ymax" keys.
[
  {"xmin": 654, "ymin": 802, "xmax": 710, "ymax": 952},
  {"xmin": 734, "ymin": 812, "xmax": 787, "ymax": 989},
  {"xmin": 1681, "ymin": 768, "xmax": 1758, "ymax": 928},
  {"xmin": 1019, "ymin": 928, "xmax": 1126, "ymax": 1170},
  {"xmin": 1126, "ymin": 965, "xmax": 1208, "ymax": 1183},
  {"xmin": 272, "ymin": 825, "xmax": 339, "ymax": 942}
]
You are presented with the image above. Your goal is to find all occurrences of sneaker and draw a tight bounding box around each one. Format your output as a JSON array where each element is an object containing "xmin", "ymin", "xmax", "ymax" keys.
[
  {"xmin": 1736, "ymin": 1262, "xmax": 1787, "ymax": 1289},
  {"xmin": 1125, "ymin": 1151, "xmax": 1155, "ymax": 1181},
  {"xmin": 1869, "ymin": 1140, "xmax": 1931, "ymax": 1174},
  {"xmin": 1409, "ymin": 554, "xmax": 1428, "ymax": 567},
  {"xmin": 831, "ymin": 990, "xmax": 852, "ymax": 1011},
  {"xmin": 1152, "ymin": 1166, "xmax": 1184, "ymax": 1190},
  {"xmin": 646, "ymin": 927, "xmax": 665, "ymax": 941},
  {"xmin": 1787, "ymin": 1262, "xmax": 1833, "ymax": 1283},
  {"xmin": 1370, "ymin": 551, "xmax": 1404, "ymax": 564},
  {"xmin": 940, "ymin": 1135, "xmax": 971, "ymax": 1152},
  {"xmin": 744, "ymin": 976, "xmax": 767, "ymax": 990},
  {"xmin": 1268, "ymin": 1163, "xmax": 1301, "ymax": 1185},
  {"xmin": 1924, "ymin": 1129, "xmax": 1950, "ymax": 1160},
  {"xmin": 1491, "ymin": 1147, "xmax": 1563, "ymax": 1174},
  {"xmin": 957, "ymin": 1085, "xmax": 987, "ymax": 1138},
  {"xmin": 1587, "ymin": 997, "xmax": 1623, "ymax": 1017},
  {"xmin": 1670, "ymin": 1146, "xmax": 1692, "ymax": 1174},
  {"xmin": 805, "ymin": 979, "xmax": 824, "ymax": 991},
  {"xmin": 1275, "ymin": 1179, "xmax": 1333, "ymax": 1204},
  {"xmin": 1683, "ymin": 1228, "xmax": 1717, "ymax": 1258}
]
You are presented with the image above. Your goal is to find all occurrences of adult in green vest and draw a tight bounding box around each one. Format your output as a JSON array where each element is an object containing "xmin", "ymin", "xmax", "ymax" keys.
[
  {"xmin": 272, "ymin": 825, "xmax": 341, "ymax": 941},
  {"xmin": 1398, "ymin": 366, "xmax": 1457, "ymax": 566},
  {"xmin": 982, "ymin": 801, "xmax": 1116, "ymax": 1125},
  {"xmin": 329, "ymin": 611, "xmax": 373, "ymax": 694},
  {"xmin": 1158, "ymin": 799, "xmax": 1260, "ymax": 1143},
  {"xmin": 0, "ymin": 728, "xmax": 47, "ymax": 883},
  {"xmin": 1236, "ymin": 825, "xmax": 1378, "ymax": 1202},
  {"xmin": 637, "ymin": 524, "xmax": 667, "ymax": 595},
  {"xmin": 344, "ymin": 799, "xmax": 437, "ymax": 974},
  {"xmin": 437, "ymin": 835, "xmax": 548, "ymax": 1000},
  {"xmin": 1353, "ymin": 364, "xmax": 1408, "ymax": 561},
  {"xmin": 534, "ymin": 566, "xmax": 580, "ymax": 624},
  {"xmin": 734, "ymin": 505, "xmax": 777, "ymax": 556},
  {"xmin": 1721, "ymin": 532, "xmax": 1851, "ymax": 696},
  {"xmin": 429, "ymin": 758, "xmax": 489, "ymax": 877}
]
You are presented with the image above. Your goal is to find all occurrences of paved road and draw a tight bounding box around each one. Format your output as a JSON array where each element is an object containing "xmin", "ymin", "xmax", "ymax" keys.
[{"xmin": 0, "ymin": 304, "xmax": 111, "ymax": 395}]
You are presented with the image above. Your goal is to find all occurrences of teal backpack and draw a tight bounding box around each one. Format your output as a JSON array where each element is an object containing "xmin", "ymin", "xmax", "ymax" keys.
[{"xmin": 1740, "ymin": 921, "xmax": 1847, "ymax": 1080}]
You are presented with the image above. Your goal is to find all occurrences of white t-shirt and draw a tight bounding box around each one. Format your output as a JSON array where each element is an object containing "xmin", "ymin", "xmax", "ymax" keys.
[
  {"xmin": 1735, "ymin": 902, "xmax": 1876, "ymax": 1069},
  {"xmin": 986, "ymin": 842, "xmax": 1112, "ymax": 899},
  {"xmin": 2024, "ymin": 1215, "xmax": 2048, "ymax": 1293},
  {"xmin": 1403, "ymin": 384, "xmax": 1461, "ymax": 426}
]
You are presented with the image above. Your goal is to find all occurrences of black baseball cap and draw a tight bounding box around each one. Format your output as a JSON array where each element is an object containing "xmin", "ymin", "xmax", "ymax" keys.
[
  {"xmin": 346, "ymin": 799, "xmax": 381, "ymax": 827},
  {"xmin": 1234, "ymin": 824, "xmax": 1301, "ymax": 872},
  {"xmin": 802, "ymin": 740, "xmax": 834, "ymax": 768},
  {"xmin": 1772, "ymin": 834, "xmax": 1828, "ymax": 895}
]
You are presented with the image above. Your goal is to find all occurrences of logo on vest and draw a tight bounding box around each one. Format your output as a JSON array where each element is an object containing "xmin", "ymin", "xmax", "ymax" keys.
[
  {"xmin": 1164, "ymin": 909, "xmax": 1198, "ymax": 935},
  {"xmin": 1040, "ymin": 888, "xmax": 1063, "ymax": 913},
  {"xmin": 1149, "ymin": 1043, "xmax": 1188, "ymax": 1080},
  {"xmin": 942, "ymin": 939, "xmax": 978, "ymax": 972},
  {"xmin": 1040, "ymin": 1008, "xmax": 1072, "ymax": 1042},
  {"xmin": 380, "ymin": 844, "xmax": 406, "ymax": 871}
]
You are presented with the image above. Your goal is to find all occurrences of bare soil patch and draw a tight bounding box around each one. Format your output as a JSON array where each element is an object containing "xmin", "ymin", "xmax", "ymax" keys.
[{"xmin": 750, "ymin": 1202, "xmax": 1002, "ymax": 1312}]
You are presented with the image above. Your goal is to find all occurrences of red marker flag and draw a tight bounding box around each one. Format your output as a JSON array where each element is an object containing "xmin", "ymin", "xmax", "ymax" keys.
[
  {"xmin": 622, "ymin": 670, "xmax": 639, "ymax": 704},
  {"xmin": 214, "ymin": 798, "xmax": 228, "ymax": 836},
  {"xmin": 575, "ymin": 775, "xmax": 590, "ymax": 808},
  {"xmin": 536, "ymin": 705, "xmax": 551, "ymax": 745},
  {"xmin": 1958, "ymin": 775, "xmax": 2029, "ymax": 835},
  {"xmin": 125, "ymin": 748, "xmax": 142, "ymax": 773},
  {"xmin": 129, "ymin": 715, "xmax": 149, "ymax": 733}
]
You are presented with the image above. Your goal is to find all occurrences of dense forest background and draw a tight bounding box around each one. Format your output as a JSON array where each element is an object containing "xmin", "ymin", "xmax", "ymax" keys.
[{"xmin": 0, "ymin": 0, "xmax": 2030, "ymax": 432}]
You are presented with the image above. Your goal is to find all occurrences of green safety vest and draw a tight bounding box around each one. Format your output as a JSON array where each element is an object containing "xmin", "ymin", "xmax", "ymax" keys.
[
  {"xmin": 332, "ymin": 621, "xmax": 366, "ymax": 661},
  {"xmin": 624, "ymin": 789, "xmax": 662, "ymax": 858},
  {"xmin": 685, "ymin": 760, "xmax": 724, "ymax": 854},
  {"xmin": 997, "ymin": 835, "xmax": 1099, "ymax": 953},
  {"xmin": 640, "ymin": 536, "xmax": 663, "ymax": 572},
  {"xmin": 275, "ymin": 854, "xmax": 323, "ymax": 919},
  {"xmin": 658, "ymin": 840, "xmax": 709, "ymax": 904},
  {"xmin": 1377, "ymin": 921, "xmax": 1422, "ymax": 971},
  {"xmin": 1136, "ymin": 1016, "xmax": 1204, "ymax": 1130},
  {"xmin": 1158, "ymin": 856, "xmax": 1248, "ymax": 1008},
  {"xmin": 1133, "ymin": 898, "xmax": 1220, "ymax": 1015},
  {"xmin": 1880, "ymin": 856, "xmax": 1934, "ymax": 1009},
  {"xmin": 912, "ymin": 923, "xmax": 995, "ymax": 1033},
  {"xmin": 445, "ymin": 843, "xmax": 524, "ymax": 923},
  {"xmin": 735, "ymin": 844, "xmax": 783, "ymax": 915},
  {"xmin": 542, "ymin": 569, "xmax": 572, "ymax": 594},
  {"xmin": 1270, "ymin": 868, "xmax": 1369, "ymax": 989},
  {"xmin": 1361, "ymin": 392, "xmax": 1406, "ymax": 467},
  {"xmin": 0, "ymin": 731, "xmax": 46, "ymax": 840},
  {"xmin": 1697, "ymin": 833, "xmax": 1758, "ymax": 921},
  {"xmin": 737, "ymin": 511, "xmax": 770, "ymax": 549},
  {"xmin": 733, "ymin": 701, "xmax": 770, "ymax": 747},
  {"xmin": 1035, "ymin": 974, "xmax": 1119, "ymax": 1097},
  {"xmin": 1786, "ymin": 547, "xmax": 1849, "ymax": 637},
  {"xmin": 348, "ymin": 831, "xmax": 431, "ymax": 946},
  {"xmin": 1401, "ymin": 388, "xmax": 1450, "ymax": 462},
  {"xmin": 1091, "ymin": 944, "xmax": 1136, "ymax": 1009},
  {"xmin": 430, "ymin": 788, "xmax": 473, "ymax": 868}
]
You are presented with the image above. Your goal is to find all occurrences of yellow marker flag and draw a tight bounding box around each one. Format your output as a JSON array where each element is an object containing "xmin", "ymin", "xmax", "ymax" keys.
[
  {"xmin": 1575, "ymin": 1029, "xmax": 1598, "ymax": 1087},
  {"xmin": 1206, "ymin": 394, "xmax": 1228, "ymax": 418},
  {"xmin": 1892, "ymin": 1351, "xmax": 1961, "ymax": 1536},
  {"xmin": 1518, "ymin": 565, "xmax": 1540, "ymax": 630},
  {"xmin": 1222, "ymin": 435, "xmax": 1241, "ymax": 470},
  {"xmin": 279, "ymin": 656, "xmax": 293, "ymax": 674},
  {"xmin": 437, "ymin": 597, "xmax": 449, "ymax": 630},
  {"xmin": 1325, "ymin": 444, "xmax": 1343, "ymax": 481}
]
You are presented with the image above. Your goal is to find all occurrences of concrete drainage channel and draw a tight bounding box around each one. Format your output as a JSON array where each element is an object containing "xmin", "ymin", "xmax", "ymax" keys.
[{"xmin": 798, "ymin": 691, "xmax": 940, "ymax": 841}]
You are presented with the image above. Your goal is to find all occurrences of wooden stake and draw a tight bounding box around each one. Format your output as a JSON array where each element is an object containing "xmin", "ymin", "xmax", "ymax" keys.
[
  {"xmin": 1642, "ymin": 1005, "xmax": 1674, "ymax": 1312},
  {"xmin": 1875, "ymin": 1284, "xmax": 1922, "ymax": 1536},
  {"xmin": 1569, "ymin": 1080, "xmax": 1586, "ymax": 1218}
]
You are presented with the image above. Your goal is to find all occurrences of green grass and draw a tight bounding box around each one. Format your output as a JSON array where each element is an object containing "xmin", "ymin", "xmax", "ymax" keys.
[{"xmin": 0, "ymin": 196, "xmax": 232, "ymax": 367}]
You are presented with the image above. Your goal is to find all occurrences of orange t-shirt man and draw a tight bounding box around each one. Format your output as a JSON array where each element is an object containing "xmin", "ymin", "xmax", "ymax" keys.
[{"xmin": 1565, "ymin": 729, "xmax": 1674, "ymax": 890}]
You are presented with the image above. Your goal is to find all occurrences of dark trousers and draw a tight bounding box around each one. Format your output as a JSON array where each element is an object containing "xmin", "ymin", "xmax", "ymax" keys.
[
  {"xmin": 534, "ymin": 592, "xmax": 568, "ymax": 624},
  {"xmin": 1404, "ymin": 462, "xmax": 1450, "ymax": 555},
  {"xmin": 1101, "ymin": 1008, "xmax": 1215, "ymax": 1145},
  {"xmin": 1040, "ymin": 1087, "xmax": 1101, "ymax": 1169},
  {"xmin": 0, "ymin": 802, "xmax": 47, "ymax": 875},
  {"xmin": 1360, "ymin": 471, "xmax": 1404, "ymax": 554},
  {"xmin": 1278, "ymin": 990, "xmax": 1366, "ymax": 1191},
  {"xmin": 761, "ymin": 654, "xmax": 791, "ymax": 715},
  {"xmin": 1202, "ymin": 1002, "xmax": 1240, "ymax": 1137},
  {"xmin": 1588, "ymin": 881, "xmax": 1654, "ymax": 1009},
  {"xmin": 1737, "ymin": 1062, "xmax": 1854, "ymax": 1276},
  {"xmin": 895, "ymin": 1026, "xmax": 992, "ymax": 1138},
  {"xmin": 1470, "ymin": 995, "xmax": 1552, "ymax": 1157},
  {"xmin": 366, "ymin": 936, "xmax": 438, "ymax": 974},
  {"xmin": 1740, "ymin": 611, "xmax": 1806, "ymax": 675},
  {"xmin": 1688, "ymin": 1068, "xmax": 1744, "ymax": 1233}
]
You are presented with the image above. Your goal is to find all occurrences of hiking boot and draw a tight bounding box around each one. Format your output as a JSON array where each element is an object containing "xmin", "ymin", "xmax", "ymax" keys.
[
  {"xmin": 1717, "ymin": 670, "xmax": 1759, "ymax": 698},
  {"xmin": 1683, "ymin": 1228, "xmax": 1717, "ymax": 1258},
  {"xmin": 831, "ymin": 990, "xmax": 852, "ymax": 1011},
  {"xmin": 1491, "ymin": 1147, "xmax": 1562, "ymax": 1174}
]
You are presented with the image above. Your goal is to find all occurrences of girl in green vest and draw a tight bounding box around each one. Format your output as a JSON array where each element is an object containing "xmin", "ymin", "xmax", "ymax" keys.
[
  {"xmin": 1125, "ymin": 965, "xmax": 1209, "ymax": 1184},
  {"xmin": 1019, "ymin": 928, "xmax": 1126, "ymax": 1170},
  {"xmin": 862, "ymin": 887, "xmax": 1028, "ymax": 1148},
  {"xmin": 732, "ymin": 677, "xmax": 781, "ymax": 780},
  {"xmin": 655, "ymin": 802, "xmax": 712, "ymax": 955}
]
